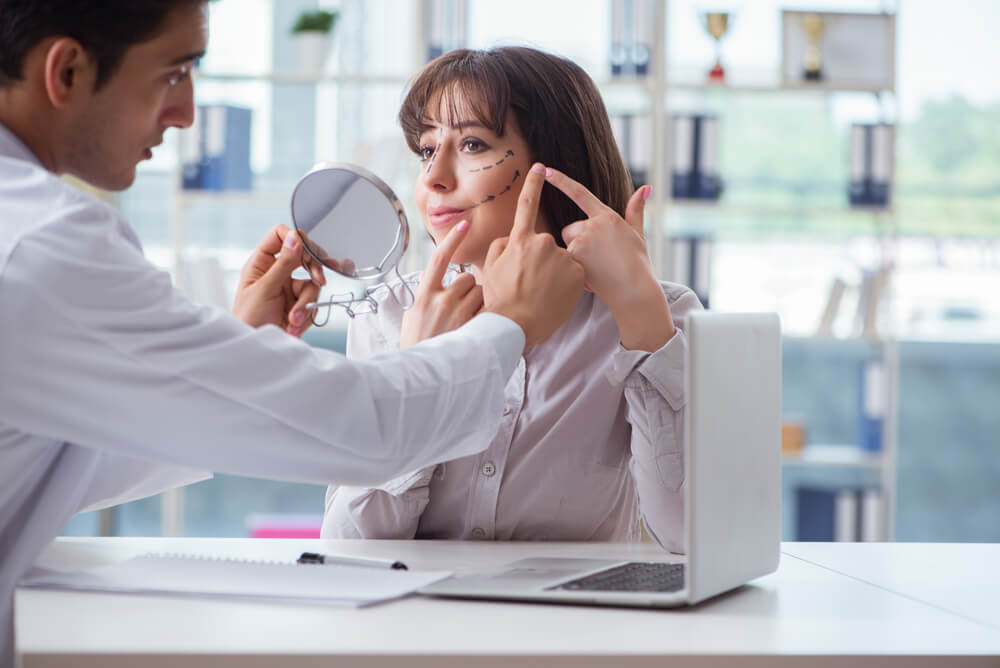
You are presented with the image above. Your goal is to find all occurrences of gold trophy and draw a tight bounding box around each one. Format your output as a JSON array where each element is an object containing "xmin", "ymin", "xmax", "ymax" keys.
[
  {"xmin": 703, "ymin": 12, "xmax": 730, "ymax": 82},
  {"xmin": 801, "ymin": 13, "xmax": 826, "ymax": 81}
]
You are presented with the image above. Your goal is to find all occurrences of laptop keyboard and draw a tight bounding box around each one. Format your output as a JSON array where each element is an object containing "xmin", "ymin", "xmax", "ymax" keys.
[{"xmin": 547, "ymin": 562, "xmax": 685, "ymax": 593}]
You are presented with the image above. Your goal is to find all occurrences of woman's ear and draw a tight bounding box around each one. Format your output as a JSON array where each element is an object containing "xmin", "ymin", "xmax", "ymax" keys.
[{"xmin": 42, "ymin": 38, "xmax": 95, "ymax": 108}]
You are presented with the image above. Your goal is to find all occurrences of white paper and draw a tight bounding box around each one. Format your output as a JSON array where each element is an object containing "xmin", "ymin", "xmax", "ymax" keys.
[{"xmin": 21, "ymin": 554, "xmax": 452, "ymax": 606}]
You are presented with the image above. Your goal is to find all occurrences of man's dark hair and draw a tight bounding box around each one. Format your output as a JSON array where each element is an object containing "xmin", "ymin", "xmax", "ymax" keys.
[{"xmin": 0, "ymin": 1, "xmax": 206, "ymax": 90}]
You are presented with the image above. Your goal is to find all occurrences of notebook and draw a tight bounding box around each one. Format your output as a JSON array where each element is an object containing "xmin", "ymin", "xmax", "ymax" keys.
[
  {"xmin": 421, "ymin": 311, "xmax": 782, "ymax": 607},
  {"xmin": 20, "ymin": 552, "xmax": 452, "ymax": 607}
]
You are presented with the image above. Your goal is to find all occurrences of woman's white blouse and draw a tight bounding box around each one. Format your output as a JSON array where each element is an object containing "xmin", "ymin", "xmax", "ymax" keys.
[{"xmin": 322, "ymin": 271, "xmax": 704, "ymax": 552}]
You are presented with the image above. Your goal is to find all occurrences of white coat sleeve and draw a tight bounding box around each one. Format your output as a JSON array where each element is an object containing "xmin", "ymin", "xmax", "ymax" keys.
[
  {"xmin": 0, "ymin": 202, "xmax": 524, "ymax": 488},
  {"xmin": 607, "ymin": 285, "xmax": 704, "ymax": 553}
]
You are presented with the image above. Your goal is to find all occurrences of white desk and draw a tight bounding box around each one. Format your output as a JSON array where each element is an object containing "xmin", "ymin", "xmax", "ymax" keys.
[
  {"xmin": 16, "ymin": 538, "xmax": 1000, "ymax": 667},
  {"xmin": 784, "ymin": 542, "xmax": 1000, "ymax": 631}
]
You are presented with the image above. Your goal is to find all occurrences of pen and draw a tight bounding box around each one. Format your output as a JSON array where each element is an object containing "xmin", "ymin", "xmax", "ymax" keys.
[{"xmin": 297, "ymin": 551, "xmax": 408, "ymax": 571}]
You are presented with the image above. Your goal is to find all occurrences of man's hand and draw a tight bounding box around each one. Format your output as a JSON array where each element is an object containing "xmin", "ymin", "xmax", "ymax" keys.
[
  {"xmin": 400, "ymin": 220, "xmax": 483, "ymax": 348},
  {"xmin": 482, "ymin": 163, "xmax": 585, "ymax": 348},
  {"xmin": 232, "ymin": 224, "xmax": 324, "ymax": 337}
]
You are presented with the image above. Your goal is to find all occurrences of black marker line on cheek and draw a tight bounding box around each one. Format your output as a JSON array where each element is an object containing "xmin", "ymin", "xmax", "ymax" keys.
[
  {"xmin": 468, "ymin": 149, "xmax": 515, "ymax": 173},
  {"xmin": 466, "ymin": 165, "xmax": 521, "ymax": 210}
]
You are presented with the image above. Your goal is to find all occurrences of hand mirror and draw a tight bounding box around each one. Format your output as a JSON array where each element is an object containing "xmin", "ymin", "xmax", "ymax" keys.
[{"xmin": 290, "ymin": 162, "xmax": 413, "ymax": 324}]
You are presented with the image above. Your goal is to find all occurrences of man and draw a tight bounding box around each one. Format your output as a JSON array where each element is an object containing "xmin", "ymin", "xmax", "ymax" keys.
[{"xmin": 0, "ymin": 1, "xmax": 584, "ymax": 664}]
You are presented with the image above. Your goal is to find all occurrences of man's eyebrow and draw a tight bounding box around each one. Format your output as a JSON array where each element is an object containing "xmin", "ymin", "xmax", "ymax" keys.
[{"xmin": 169, "ymin": 50, "xmax": 206, "ymax": 66}]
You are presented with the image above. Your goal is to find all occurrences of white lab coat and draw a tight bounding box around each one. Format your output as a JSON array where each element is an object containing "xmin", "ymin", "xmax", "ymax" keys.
[{"xmin": 0, "ymin": 122, "xmax": 524, "ymax": 667}]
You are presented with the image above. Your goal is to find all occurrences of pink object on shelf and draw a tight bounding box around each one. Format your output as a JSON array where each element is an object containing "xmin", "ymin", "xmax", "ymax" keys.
[{"xmin": 246, "ymin": 513, "xmax": 322, "ymax": 539}]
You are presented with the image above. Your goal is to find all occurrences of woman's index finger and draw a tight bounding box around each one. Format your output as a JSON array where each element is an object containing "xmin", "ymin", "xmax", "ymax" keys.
[{"xmin": 423, "ymin": 219, "xmax": 470, "ymax": 287}]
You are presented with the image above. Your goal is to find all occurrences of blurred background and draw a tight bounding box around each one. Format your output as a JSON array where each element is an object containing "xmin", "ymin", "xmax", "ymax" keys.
[{"xmin": 64, "ymin": 0, "xmax": 1000, "ymax": 543}]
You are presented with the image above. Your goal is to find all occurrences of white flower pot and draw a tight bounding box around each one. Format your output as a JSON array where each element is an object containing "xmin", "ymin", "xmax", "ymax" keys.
[{"xmin": 293, "ymin": 32, "xmax": 332, "ymax": 74}]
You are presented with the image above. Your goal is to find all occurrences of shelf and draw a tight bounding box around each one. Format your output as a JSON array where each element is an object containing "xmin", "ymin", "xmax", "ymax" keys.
[
  {"xmin": 783, "ymin": 444, "xmax": 884, "ymax": 471},
  {"xmin": 668, "ymin": 81, "xmax": 893, "ymax": 95},
  {"xmin": 194, "ymin": 71, "xmax": 410, "ymax": 85},
  {"xmin": 663, "ymin": 200, "xmax": 894, "ymax": 218},
  {"xmin": 782, "ymin": 445, "xmax": 885, "ymax": 491},
  {"xmin": 596, "ymin": 74, "xmax": 893, "ymax": 96},
  {"xmin": 176, "ymin": 190, "xmax": 288, "ymax": 207}
]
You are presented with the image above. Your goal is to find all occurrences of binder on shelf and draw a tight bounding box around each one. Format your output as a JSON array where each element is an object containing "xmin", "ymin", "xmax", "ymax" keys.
[
  {"xmin": 858, "ymin": 356, "xmax": 886, "ymax": 453},
  {"xmin": 609, "ymin": 0, "xmax": 627, "ymax": 76},
  {"xmin": 796, "ymin": 487, "xmax": 884, "ymax": 542},
  {"xmin": 608, "ymin": 0, "xmax": 654, "ymax": 77},
  {"xmin": 667, "ymin": 233, "xmax": 712, "ymax": 308},
  {"xmin": 610, "ymin": 114, "xmax": 650, "ymax": 190},
  {"xmin": 629, "ymin": 115, "xmax": 650, "ymax": 189},
  {"xmin": 853, "ymin": 267, "xmax": 887, "ymax": 339},
  {"xmin": 815, "ymin": 276, "xmax": 847, "ymax": 337},
  {"xmin": 424, "ymin": 0, "xmax": 464, "ymax": 62},
  {"xmin": 834, "ymin": 489, "xmax": 859, "ymax": 542},
  {"xmin": 671, "ymin": 114, "xmax": 721, "ymax": 200},
  {"xmin": 848, "ymin": 123, "xmax": 893, "ymax": 207},
  {"xmin": 425, "ymin": 0, "xmax": 444, "ymax": 61},
  {"xmin": 181, "ymin": 105, "xmax": 252, "ymax": 191},
  {"xmin": 631, "ymin": 0, "xmax": 654, "ymax": 76},
  {"xmin": 860, "ymin": 489, "xmax": 885, "ymax": 541}
]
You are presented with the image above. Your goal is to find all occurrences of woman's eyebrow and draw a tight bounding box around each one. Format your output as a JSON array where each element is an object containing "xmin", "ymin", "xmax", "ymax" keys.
[{"xmin": 422, "ymin": 117, "xmax": 488, "ymax": 132}]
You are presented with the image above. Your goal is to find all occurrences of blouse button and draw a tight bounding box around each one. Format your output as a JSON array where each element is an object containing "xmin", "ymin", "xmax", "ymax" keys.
[
  {"xmin": 481, "ymin": 462, "xmax": 496, "ymax": 477},
  {"xmin": 502, "ymin": 406, "xmax": 512, "ymax": 416},
  {"xmin": 471, "ymin": 528, "xmax": 487, "ymax": 539}
]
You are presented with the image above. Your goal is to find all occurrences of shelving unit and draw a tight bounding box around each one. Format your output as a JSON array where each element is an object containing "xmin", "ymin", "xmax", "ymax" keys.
[
  {"xmin": 160, "ymin": 0, "xmax": 901, "ymax": 541},
  {"xmin": 603, "ymin": 1, "xmax": 900, "ymax": 541}
]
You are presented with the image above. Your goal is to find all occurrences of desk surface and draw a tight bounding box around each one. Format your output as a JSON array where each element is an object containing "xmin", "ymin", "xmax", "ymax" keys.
[{"xmin": 17, "ymin": 538, "xmax": 1000, "ymax": 668}]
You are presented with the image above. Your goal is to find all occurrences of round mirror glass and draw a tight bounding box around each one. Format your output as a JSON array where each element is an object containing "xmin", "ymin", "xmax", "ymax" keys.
[{"xmin": 289, "ymin": 162, "xmax": 411, "ymax": 321}]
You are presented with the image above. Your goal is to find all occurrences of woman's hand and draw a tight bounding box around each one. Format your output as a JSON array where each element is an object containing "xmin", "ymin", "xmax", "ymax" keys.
[
  {"xmin": 400, "ymin": 220, "xmax": 484, "ymax": 348},
  {"xmin": 545, "ymin": 168, "xmax": 676, "ymax": 351}
]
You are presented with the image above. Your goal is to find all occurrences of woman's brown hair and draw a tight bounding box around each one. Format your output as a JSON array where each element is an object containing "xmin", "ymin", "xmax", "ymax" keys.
[{"xmin": 399, "ymin": 47, "xmax": 634, "ymax": 247}]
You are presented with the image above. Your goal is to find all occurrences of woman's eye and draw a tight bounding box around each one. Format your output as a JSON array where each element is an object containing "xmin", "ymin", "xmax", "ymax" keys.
[
  {"xmin": 417, "ymin": 145, "xmax": 435, "ymax": 162},
  {"xmin": 461, "ymin": 139, "xmax": 486, "ymax": 153}
]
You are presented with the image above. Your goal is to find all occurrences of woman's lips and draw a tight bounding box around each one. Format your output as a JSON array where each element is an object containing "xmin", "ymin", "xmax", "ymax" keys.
[{"xmin": 428, "ymin": 206, "xmax": 466, "ymax": 227}]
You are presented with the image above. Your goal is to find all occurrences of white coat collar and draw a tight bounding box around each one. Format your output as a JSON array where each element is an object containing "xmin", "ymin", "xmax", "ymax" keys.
[{"xmin": 0, "ymin": 120, "xmax": 44, "ymax": 167}]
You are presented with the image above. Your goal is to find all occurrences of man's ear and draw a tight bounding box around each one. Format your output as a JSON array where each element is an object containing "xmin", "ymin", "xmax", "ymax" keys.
[{"xmin": 42, "ymin": 38, "xmax": 95, "ymax": 108}]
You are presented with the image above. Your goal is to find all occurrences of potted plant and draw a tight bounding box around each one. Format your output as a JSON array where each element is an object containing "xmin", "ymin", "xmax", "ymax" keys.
[{"xmin": 291, "ymin": 9, "xmax": 339, "ymax": 74}]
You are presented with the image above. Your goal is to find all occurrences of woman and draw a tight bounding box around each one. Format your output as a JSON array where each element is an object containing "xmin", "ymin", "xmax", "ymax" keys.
[{"xmin": 321, "ymin": 46, "xmax": 702, "ymax": 552}]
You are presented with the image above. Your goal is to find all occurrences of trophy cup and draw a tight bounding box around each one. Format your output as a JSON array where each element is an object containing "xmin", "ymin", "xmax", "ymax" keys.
[
  {"xmin": 703, "ymin": 12, "xmax": 730, "ymax": 82},
  {"xmin": 801, "ymin": 13, "xmax": 826, "ymax": 81}
]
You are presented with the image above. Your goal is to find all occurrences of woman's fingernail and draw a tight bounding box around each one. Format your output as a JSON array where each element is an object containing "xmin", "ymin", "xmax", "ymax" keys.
[
  {"xmin": 290, "ymin": 309, "xmax": 304, "ymax": 326},
  {"xmin": 288, "ymin": 326, "xmax": 302, "ymax": 337},
  {"xmin": 642, "ymin": 185, "xmax": 652, "ymax": 201},
  {"xmin": 284, "ymin": 233, "xmax": 299, "ymax": 249},
  {"xmin": 531, "ymin": 163, "xmax": 545, "ymax": 174},
  {"xmin": 456, "ymin": 219, "xmax": 470, "ymax": 232},
  {"xmin": 545, "ymin": 168, "xmax": 553, "ymax": 178}
]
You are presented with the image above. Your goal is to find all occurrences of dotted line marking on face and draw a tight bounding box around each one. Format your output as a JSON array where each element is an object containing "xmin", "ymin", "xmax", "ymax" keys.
[
  {"xmin": 469, "ymin": 149, "xmax": 515, "ymax": 173},
  {"xmin": 467, "ymin": 166, "xmax": 521, "ymax": 209},
  {"xmin": 424, "ymin": 128, "xmax": 444, "ymax": 174}
]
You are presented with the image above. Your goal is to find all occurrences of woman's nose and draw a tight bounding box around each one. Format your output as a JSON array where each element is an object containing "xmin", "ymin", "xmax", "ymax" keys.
[{"xmin": 420, "ymin": 144, "xmax": 455, "ymax": 191}]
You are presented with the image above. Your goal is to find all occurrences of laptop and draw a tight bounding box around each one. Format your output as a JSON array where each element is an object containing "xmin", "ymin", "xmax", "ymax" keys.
[{"xmin": 421, "ymin": 311, "xmax": 782, "ymax": 608}]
